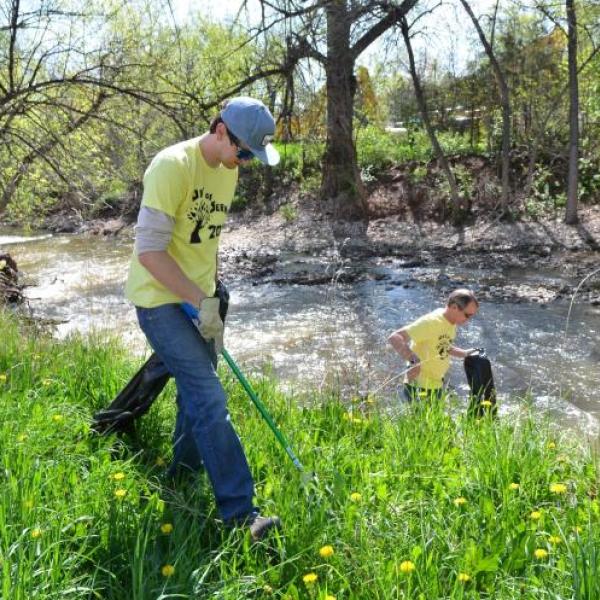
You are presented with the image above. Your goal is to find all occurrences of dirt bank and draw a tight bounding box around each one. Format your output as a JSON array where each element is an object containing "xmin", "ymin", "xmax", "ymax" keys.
[{"xmin": 218, "ymin": 200, "xmax": 600, "ymax": 305}]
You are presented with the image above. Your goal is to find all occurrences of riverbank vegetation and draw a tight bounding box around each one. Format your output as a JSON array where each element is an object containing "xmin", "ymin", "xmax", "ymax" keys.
[
  {"xmin": 1, "ymin": 0, "xmax": 598, "ymax": 227},
  {"xmin": 2, "ymin": 310, "xmax": 599, "ymax": 598}
]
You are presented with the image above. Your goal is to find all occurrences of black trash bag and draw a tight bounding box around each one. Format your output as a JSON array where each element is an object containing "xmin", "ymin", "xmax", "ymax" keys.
[
  {"xmin": 91, "ymin": 281, "xmax": 229, "ymax": 434},
  {"xmin": 464, "ymin": 348, "xmax": 497, "ymax": 418}
]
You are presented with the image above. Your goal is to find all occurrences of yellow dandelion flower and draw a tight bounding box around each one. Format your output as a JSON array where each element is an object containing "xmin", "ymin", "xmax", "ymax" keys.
[
  {"xmin": 548, "ymin": 535, "xmax": 562, "ymax": 545},
  {"xmin": 52, "ymin": 414, "xmax": 63, "ymax": 422},
  {"xmin": 549, "ymin": 483, "xmax": 567, "ymax": 494},
  {"xmin": 351, "ymin": 417, "xmax": 363, "ymax": 424},
  {"xmin": 23, "ymin": 500, "xmax": 34, "ymax": 509},
  {"xmin": 509, "ymin": 482, "xmax": 520, "ymax": 490},
  {"xmin": 302, "ymin": 572, "xmax": 318, "ymax": 585},
  {"xmin": 530, "ymin": 510, "xmax": 542, "ymax": 520},
  {"xmin": 350, "ymin": 492, "xmax": 362, "ymax": 502},
  {"xmin": 160, "ymin": 523, "xmax": 173, "ymax": 534},
  {"xmin": 547, "ymin": 442, "xmax": 556, "ymax": 449},
  {"xmin": 453, "ymin": 496, "xmax": 467, "ymax": 506},
  {"xmin": 319, "ymin": 544, "xmax": 334, "ymax": 558},
  {"xmin": 480, "ymin": 400, "xmax": 493, "ymax": 408},
  {"xmin": 42, "ymin": 378, "xmax": 53, "ymax": 386},
  {"xmin": 399, "ymin": 560, "xmax": 416, "ymax": 574},
  {"xmin": 114, "ymin": 489, "xmax": 127, "ymax": 499},
  {"xmin": 112, "ymin": 472, "xmax": 126, "ymax": 481},
  {"xmin": 161, "ymin": 564, "xmax": 175, "ymax": 577},
  {"xmin": 0, "ymin": 374, "xmax": 7, "ymax": 382},
  {"xmin": 534, "ymin": 548, "xmax": 548, "ymax": 559},
  {"xmin": 325, "ymin": 596, "xmax": 336, "ymax": 600},
  {"xmin": 17, "ymin": 434, "xmax": 27, "ymax": 442},
  {"xmin": 155, "ymin": 457, "xmax": 166, "ymax": 467},
  {"xmin": 457, "ymin": 572, "xmax": 471, "ymax": 583},
  {"xmin": 31, "ymin": 528, "xmax": 42, "ymax": 538}
]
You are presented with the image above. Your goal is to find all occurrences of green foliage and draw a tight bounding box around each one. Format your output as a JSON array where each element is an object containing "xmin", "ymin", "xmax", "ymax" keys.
[
  {"xmin": 279, "ymin": 202, "xmax": 298, "ymax": 223},
  {"xmin": 2, "ymin": 310, "xmax": 600, "ymax": 598},
  {"xmin": 356, "ymin": 126, "xmax": 483, "ymax": 173}
]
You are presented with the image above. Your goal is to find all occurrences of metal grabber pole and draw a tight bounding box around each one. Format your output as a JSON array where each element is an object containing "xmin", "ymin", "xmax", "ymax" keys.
[{"xmin": 221, "ymin": 348, "xmax": 306, "ymax": 475}]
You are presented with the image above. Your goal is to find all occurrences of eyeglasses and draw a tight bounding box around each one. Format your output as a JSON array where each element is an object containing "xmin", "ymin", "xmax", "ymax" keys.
[{"xmin": 226, "ymin": 128, "xmax": 254, "ymax": 161}]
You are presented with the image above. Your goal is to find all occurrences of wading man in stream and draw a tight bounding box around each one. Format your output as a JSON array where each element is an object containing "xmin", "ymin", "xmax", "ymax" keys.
[
  {"xmin": 388, "ymin": 289, "xmax": 479, "ymax": 401},
  {"xmin": 124, "ymin": 97, "xmax": 281, "ymax": 540}
]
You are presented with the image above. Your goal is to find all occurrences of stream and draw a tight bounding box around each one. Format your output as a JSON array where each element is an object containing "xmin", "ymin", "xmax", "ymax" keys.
[{"xmin": 2, "ymin": 228, "xmax": 600, "ymax": 436}]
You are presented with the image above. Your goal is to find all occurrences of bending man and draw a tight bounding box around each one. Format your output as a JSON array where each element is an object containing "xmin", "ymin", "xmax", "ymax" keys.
[
  {"xmin": 124, "ymin": 97, "xmax": 281, "ymax": 540},
  {"xmin": 388, "ymin": 289, "xmax": 479, "ymax": 401}
]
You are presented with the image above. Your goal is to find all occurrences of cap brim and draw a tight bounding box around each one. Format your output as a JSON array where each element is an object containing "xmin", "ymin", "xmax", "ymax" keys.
[{"xmin": 252, "ymin": 143, "xmax": 280, "ymax": 166}]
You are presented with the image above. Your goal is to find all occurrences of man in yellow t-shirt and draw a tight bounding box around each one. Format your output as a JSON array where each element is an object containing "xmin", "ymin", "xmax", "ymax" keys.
[
  {"xmin": 125, "ymin": 97, "xmax": 281, "ymax": 540},
  {"xmin": 388, "ymin": 289, "xmax": 479, "ymax": 400}
]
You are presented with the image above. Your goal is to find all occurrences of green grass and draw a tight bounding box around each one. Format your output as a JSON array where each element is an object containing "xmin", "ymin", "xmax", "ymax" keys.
[{"xmin": 1, "ymin": 309, "xmax": 600, "ymax": 599}]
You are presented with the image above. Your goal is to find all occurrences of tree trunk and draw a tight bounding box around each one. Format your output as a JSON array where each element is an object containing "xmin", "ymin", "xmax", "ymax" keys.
[
  {"xmin": 400, "ymin": 19, "xmax": 463, "ymax": 222},
  {"xmin": 321, "ymin": 0, "xmax": 367, "ymax": 219},
  {"xmin": 565, "ymin": 0, "xmax": 579, "ymax": 225},
  {"xmin": 458, "ymin": 0, "xmax": 511, "ymax": 213}
]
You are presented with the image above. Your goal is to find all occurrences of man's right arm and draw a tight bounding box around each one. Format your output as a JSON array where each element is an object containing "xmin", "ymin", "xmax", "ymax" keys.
[
  {"xmin": 388, "ymin": 329, "xmax": 419, "ymax": 364},
  {"xmin": 135, "ymin": 206, "xmax": 206, "ymax": 307}
]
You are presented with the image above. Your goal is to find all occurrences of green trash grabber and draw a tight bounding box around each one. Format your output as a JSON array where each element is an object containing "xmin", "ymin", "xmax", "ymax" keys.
[{"xmin": 221, "ymin": 348, "xmax": 306, "ymax": 474}]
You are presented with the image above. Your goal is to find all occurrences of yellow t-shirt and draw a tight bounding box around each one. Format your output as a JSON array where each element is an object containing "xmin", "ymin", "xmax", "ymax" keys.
[
  {"xmin": 404, "ymin": 308, "xmax": 456, "ymax": 389},
  {"xmin": 125, "ymin": 137, "xmax": 237, "ymax": 307}
]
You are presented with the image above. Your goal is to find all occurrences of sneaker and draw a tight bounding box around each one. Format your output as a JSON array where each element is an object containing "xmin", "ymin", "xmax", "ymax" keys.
[{"xmin": 248, "ymin": 514, "xmax": 281, "ymax": 541}]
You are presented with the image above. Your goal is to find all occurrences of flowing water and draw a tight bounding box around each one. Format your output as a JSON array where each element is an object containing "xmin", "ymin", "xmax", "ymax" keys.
[{"xmin": 3, "ymin": 228, "xmax": 600, "ymax": 436}]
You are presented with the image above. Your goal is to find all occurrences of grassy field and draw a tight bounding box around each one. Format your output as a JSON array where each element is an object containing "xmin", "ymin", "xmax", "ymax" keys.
[{"xmin": 1, "ymin": 309, "xmax": 599, "ymax": 599}]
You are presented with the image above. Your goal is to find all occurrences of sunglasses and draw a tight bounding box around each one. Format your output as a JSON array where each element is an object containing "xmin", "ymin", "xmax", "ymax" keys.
[{"xmin": 226, "ymin": 128, "xmax": 254, "ymax": 161}]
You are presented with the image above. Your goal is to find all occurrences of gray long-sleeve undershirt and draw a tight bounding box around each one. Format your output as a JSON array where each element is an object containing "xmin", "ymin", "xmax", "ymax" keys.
[{"xmin": 134, "ymin": 206, "xmax": 175, "ymax": 255}]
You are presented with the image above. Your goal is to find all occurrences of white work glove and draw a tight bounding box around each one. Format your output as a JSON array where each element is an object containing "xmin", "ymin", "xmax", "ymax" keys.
[{"xmin": 199, "ymin": 297, "xmax": 224, "ymax": 353}]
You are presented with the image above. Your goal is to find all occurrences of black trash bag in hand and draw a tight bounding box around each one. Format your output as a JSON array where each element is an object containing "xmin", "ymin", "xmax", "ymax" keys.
[
  {"xmin": 464, "ymin": 349, "xmax": 497, "ymax": 418},
  {"xmin": 91, "ymin": 281, "xmax": 230, "ymax": 434}
]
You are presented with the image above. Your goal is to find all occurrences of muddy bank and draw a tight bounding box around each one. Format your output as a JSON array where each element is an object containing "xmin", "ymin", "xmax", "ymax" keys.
[{"xmin": 216, "ymin": 203, "xmax": 600, "ymax": 305}]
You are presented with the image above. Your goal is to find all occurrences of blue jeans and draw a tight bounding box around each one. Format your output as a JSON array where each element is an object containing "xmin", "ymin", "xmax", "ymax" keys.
[{"xmin": 136, "ymin": 304, "xmax": 257, "ymax": 523}]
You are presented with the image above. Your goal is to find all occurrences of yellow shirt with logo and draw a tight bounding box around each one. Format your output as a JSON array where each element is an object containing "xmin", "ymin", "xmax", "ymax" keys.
[
  {"xmin": 125, "ymin": 137, "xmax": 237, "ymax": 307},
  {"xmin": 404, "ymin": 308, "xmax": 456, "ymax": 389}
]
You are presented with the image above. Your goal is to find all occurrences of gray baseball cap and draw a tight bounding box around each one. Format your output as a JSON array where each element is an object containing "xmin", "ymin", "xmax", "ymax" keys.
[{"xmin": 221, "ymin": 97, "xmax": 280, "ymax": 166}]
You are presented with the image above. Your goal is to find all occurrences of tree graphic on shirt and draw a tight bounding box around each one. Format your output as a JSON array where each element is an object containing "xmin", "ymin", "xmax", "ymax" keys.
[{"xmin": 187, "ymin": 188, "xmax": 212, "ymax": 244}]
